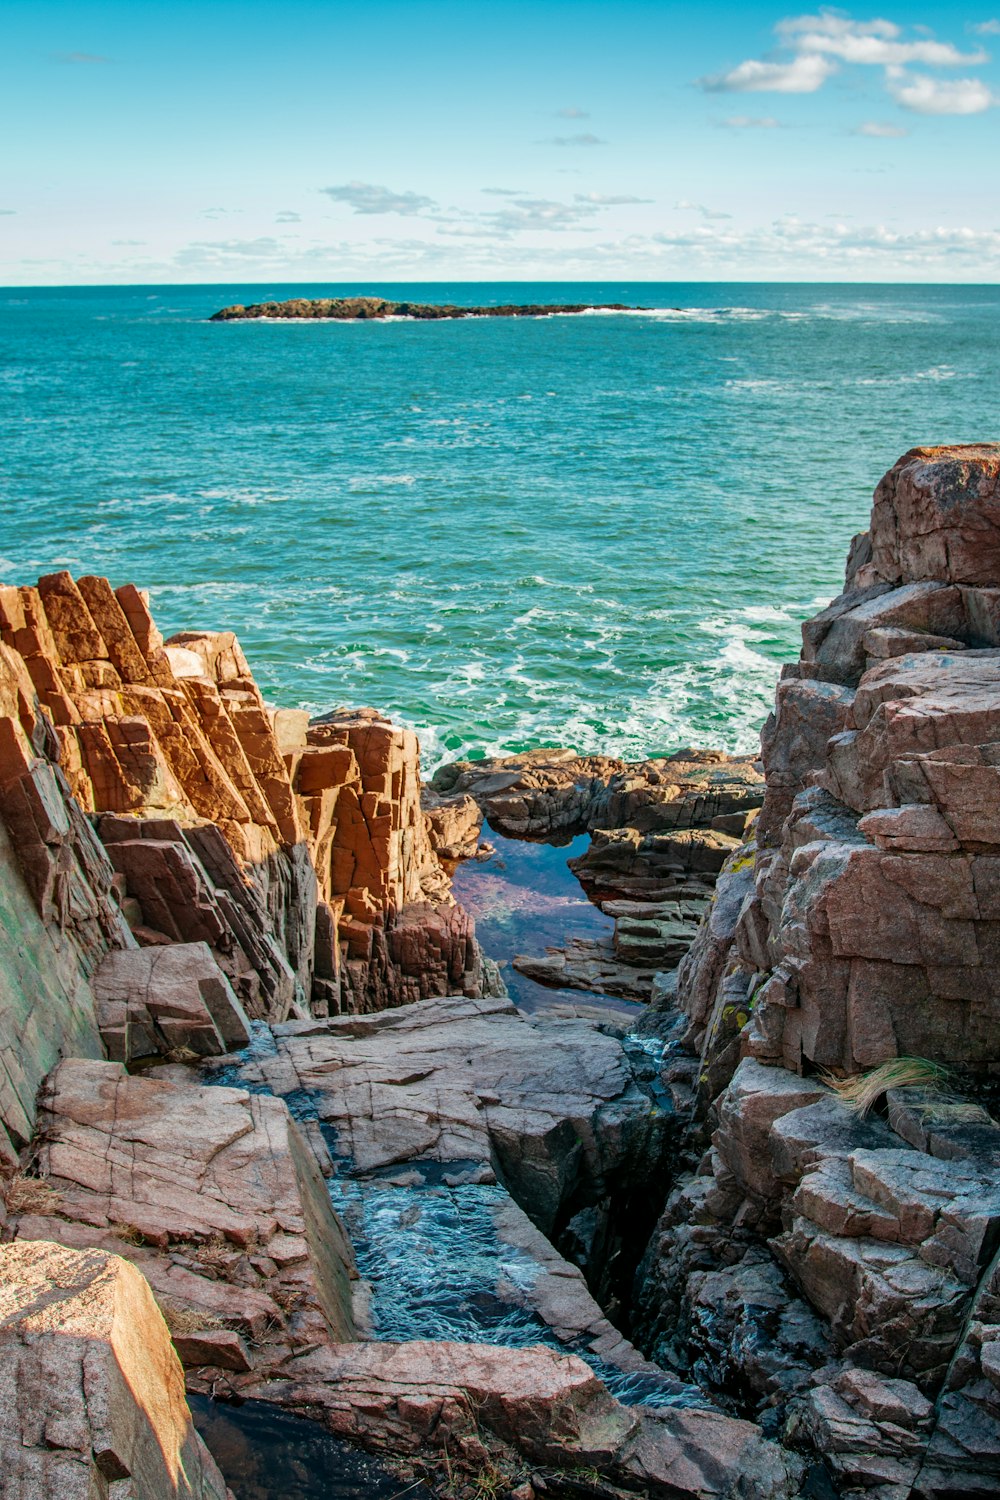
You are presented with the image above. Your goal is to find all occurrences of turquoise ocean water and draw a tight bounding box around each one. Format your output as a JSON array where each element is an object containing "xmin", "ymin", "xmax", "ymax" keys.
[{"xmin": 2, "ymin": 282, "xmax": 998, "ymax": 767}]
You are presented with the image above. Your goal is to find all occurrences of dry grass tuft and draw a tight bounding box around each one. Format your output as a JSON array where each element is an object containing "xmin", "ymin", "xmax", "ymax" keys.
[
  {"xmin": 157, "ymin": 1299, "xmax": 225, "ymax": 1337},
  {"xmin": 912, "ymin": 1097, "xmax": 996, "ymax": 1127},
  {"xmin": 163, "ymin": 1046, "xmax": 201, "ymax": 1065},
  {"xmin": 823, "ymin": 1057, "xmax": 951, "ymax": 1117},
  {"xmin": 110, "ymin": 1220, "xmax": 146, "ymax": 1246},
  {"xmin": 1, "ymin": 1169, "xmax": 61, "ymax": 1216}
]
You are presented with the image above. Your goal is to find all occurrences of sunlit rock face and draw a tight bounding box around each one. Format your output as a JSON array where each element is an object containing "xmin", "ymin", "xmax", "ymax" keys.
[
  {"xmin": 0, "ymin": 570, "xmax": 491, "ymax": 1154},
  {"xmin": 632, "ymin": 445, "xmax": 1000, "ymax": 1494}
]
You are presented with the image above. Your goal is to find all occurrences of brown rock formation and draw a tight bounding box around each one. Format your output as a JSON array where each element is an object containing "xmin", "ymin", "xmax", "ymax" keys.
[
  {"xmin": 0, "ymin": 1239, "xmax": 232, "ymax": 1499},
  {"xmin": 632, "ymin": 444, "xmax": 1000, "ymax": 1493},
  {"xmin": 0, "ymin": 573, "xmax": 490, "ymax": 1048},
  {"xmin": 10, "ymin": 1057, "xmax": 358, "ymax": 1366}
]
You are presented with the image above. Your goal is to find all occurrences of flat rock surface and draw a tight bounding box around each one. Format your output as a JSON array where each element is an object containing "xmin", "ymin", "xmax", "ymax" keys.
[{"xmin": 10, "ymin": 1058, "xmax": 358, "ymax": 1372}]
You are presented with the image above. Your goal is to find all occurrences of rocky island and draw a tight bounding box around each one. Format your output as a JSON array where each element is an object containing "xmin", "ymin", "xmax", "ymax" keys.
[
  {"xmin": 210, "ymin": 295, "xmax": 643, "ymax": 321},
  {"xmin": 2, "ymin": 444, "xmax": 1000, "ymax": 1497}
]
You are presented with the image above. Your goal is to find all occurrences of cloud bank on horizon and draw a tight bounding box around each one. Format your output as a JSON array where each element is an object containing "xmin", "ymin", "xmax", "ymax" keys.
[{"xmin": 2, "ymin": 1, "xmax": 1000, "ymax": 283}]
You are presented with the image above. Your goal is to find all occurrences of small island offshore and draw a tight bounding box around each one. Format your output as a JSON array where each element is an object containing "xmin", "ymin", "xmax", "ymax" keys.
[{"xmin": 210, "ymin": 294, "xmax": 644, "ymax": 321}]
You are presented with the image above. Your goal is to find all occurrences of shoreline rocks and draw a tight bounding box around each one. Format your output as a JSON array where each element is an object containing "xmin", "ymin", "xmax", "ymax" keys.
[
  {"xmin": 630, "ymin": 444, "xmax": 1000, "ymax": 1493},
  {"xmin": 6, "ymin": 445, "xmax": 1000, "ymax": 1493}
]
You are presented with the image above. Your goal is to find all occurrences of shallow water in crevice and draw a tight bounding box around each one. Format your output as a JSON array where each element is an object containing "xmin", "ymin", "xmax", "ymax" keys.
[
  {"xmin": 209, "ymin": 1023, "xmax": 691, "ymax": 1410},
  {"xmin": 189, "ymin": 1393, "xmax": 431, "ymax": 1500},
  {"xmin": 451, "ymin": 820, "xmax": 643, "ymax": 1018},
  {"xmin": 202, "ymin": 821, "xmax": 691, "ymax": 1464}
]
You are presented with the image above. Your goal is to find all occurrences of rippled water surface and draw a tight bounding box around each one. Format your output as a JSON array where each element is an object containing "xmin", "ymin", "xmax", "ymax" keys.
[{"xmin": 3, "ymin": 280, "xmax": 998, "ymax": 764}]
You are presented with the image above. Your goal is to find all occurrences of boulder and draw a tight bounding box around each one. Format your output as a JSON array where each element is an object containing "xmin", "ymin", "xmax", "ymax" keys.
[
  {"xmin": 867, "ymin": 444, "xmax": 1000, "ymax": 587},
  {"xmin": 90, "ymin": 941, "xmax": 251, "ymax": 1061},
  {"xmin": 0, "ymin": 1239, "xmax": 232, "ymax": 1499}
]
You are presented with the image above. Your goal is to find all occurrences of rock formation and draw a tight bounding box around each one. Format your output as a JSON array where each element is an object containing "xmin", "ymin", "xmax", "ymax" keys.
[
  {"xmin": 0, "ymin": 571, "xmax": 493, "ymax": 1160},
  {"xmin": 632, "ymin": 445, "xmax": 1000, "ymax": 1494},
  {"xmin": 210, "ymin": 297, "xmax": 643, "ymax": 322},
  {"xmin": 0, "ymin": 1239, "xmax": 233, "ymax": 1499},
  {"xmin": 0, "ymin": 565, "xmax": 796, "ymax": 1499},
  {"xmin": 434, "ymin": 747, "xmax": 764, "ymax": 1002},
  {"xmin": 5, "ymin": 445, "xmax": 1000, "ymax": 1496}
]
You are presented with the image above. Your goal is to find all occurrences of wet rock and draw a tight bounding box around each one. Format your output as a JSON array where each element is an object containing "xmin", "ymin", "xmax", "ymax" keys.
[
  {"xmin": 434, "ymin": 749, "xmax": 763, "ymax": 845},
  {"xmin": 513, "ymin": 937, "xmax": 661, "ymax": 1001},
  {"xmin": 231, "ymin": 994, "xmax": 675, "ymax": 1353},
  {"xmin": 0, "ymin": 1238, "xmax": 232, "ymax": 1499}
]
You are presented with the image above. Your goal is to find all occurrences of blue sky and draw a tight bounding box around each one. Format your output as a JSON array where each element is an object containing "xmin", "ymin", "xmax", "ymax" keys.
[{"xmin": 2, "ymin": 0, "xmax": 999, "ymax": 282}]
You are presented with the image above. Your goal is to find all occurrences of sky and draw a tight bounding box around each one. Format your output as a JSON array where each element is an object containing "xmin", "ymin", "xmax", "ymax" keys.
[{"xmin": 2, "ymin": 0, "xmax": 1000, "ymax": 283}]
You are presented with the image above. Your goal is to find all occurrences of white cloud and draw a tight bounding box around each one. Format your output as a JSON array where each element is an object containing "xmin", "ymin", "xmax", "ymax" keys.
[
  {"xmin": 646, "ymin": 215, "xmax": 1000, "ymax": 271},
  {"xmin": 853, "ymin": 120, "xmax": 909, "ymax": 135},
  {"xmin": 556, "ymin": 106, "xmax": 589, "ymax": 118},
  {"xmin": 888, "ymin": 71, "xmax": 997, "ymax": 112},
  {"xmin": 699, "ymin": 10, "xmax": 993, "ymax": 110},
  {"xmin": 174, "ymin": 237, "xmax": 291, "ymax": 268},
  {"xmin": 275, "ymin": 210, "xmax": 301, "ymax": 223},
  {"xmin": 53, "ymin": 50, "xmax": 109, "ymax": 64},
  {"xmin": 676, "ymin": 200, "xmax": 733, "ymax": 220},
  {"xmin": 322, "ymin": 182, "xmax": 437, "ymax": 215},
  {"xmin": 720, "ymin": 115, "xmax": 782, "ymax": 128},
  {"xmin": 574, "ymin": 192, "xmax": 653, "ymax": 204},
  {"xmin": 776, "ymin": 13, "xmax": 985, "ymax": 66},
  {"xmin": 541, "ymin": 132, "xmax": 606, "ymax": 146},
  {"xmin": 971, "ymin": 19, "xmax": 1000, "ymax": 35},
  {"xmin": 700, "ymin": 52, "xmax": 836, "ymax": 92}
]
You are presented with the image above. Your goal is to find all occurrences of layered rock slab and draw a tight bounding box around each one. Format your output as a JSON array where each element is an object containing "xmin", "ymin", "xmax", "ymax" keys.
[
  {"xmin": 0, "ymin": 1239, "xmax": 232, "ymax": 1500},
  {"xmin": 9, "ymin": 1059, "xmax": 358, "ymax": 1376}
]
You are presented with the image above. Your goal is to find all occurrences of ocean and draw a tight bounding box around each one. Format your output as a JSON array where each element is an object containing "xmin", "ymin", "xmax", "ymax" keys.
[{"xmin": 2, "ymin": 280, "xmax": 998, "ymax": 769}]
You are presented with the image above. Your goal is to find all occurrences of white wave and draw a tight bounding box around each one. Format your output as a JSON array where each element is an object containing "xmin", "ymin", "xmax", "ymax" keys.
[
  {"xmin": 855, "ymin": 365, "xmax": 964, "ymax": 387},
  {"xmin": 347, "ymin": 474, "xmax": 416, "ymax": 490}
]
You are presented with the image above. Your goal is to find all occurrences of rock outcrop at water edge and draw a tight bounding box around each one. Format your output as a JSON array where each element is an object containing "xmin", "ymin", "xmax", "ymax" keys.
[
  {"xmin": 435, "ymin": 746, "xmax": 764, "ymax": 1003},
  {"xmin": 633, "ymin": 444, "xmax": 1000, "ymax": 1494},
  {"xmin": 210, "ymin": 296, "xmax": 643, "ymax": 322},
  {"xmin": 0, "ymin": 565, "xmax": 799, "ymax": 1498},
  {"xmin": 0, "ymin": 570, "xmax": 493, "ymax": 1150}
]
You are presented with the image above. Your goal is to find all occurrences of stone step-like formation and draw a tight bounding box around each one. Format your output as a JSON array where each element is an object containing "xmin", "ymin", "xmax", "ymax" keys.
[{"xmin": 9, "ymin": 1057, "xmax": 359, "ymax": 1369}]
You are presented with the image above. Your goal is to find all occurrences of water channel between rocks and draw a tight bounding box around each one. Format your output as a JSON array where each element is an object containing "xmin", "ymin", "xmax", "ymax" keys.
[{"xmin": 199, "ymin": 822, "xmax": 687, "ymax": 1493}]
